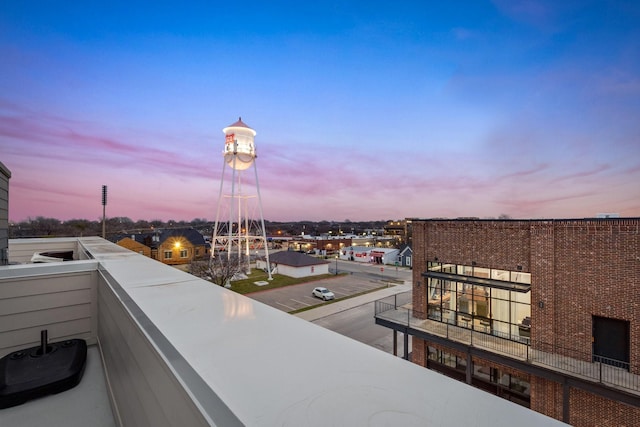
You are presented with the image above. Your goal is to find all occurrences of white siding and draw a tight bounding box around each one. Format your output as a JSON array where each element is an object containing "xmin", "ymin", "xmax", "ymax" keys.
[
  {"xmin": 256, "ymin": 259, "xmax": 329, "ymax": 278},
  {"xmin": 0, "ymin": 262, "xmax": 98, "ymax": 357},
  {"xmin": 8, "ymin": 237, "xmax": 80, "ymax": 264},
  {"xmin": 0, "ymin": 162, "xmax": 9, "ymax": 266},
  {"xmin": 276, "ymin": 263, "xmax": 329, "ymax": 278}
]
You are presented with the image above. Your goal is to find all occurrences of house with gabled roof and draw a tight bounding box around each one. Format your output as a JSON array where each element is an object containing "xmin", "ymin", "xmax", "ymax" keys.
[
  {"xmin": 398, "ymin": 243, "xmax": 413, "ymax": 269},
  {"xmin": 256, "ymin": 250, "xmax": 329, "ymax": 278},
  {"xmin": 115, "ymin": 234, "xmax": 152, "ymax": 257},
  {"xmin": 114, "ymin": 228, "xmax": 208, "ymax": 265}
]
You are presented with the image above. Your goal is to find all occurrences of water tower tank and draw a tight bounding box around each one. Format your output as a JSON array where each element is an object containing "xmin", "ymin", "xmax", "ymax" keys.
[{"xmin": 222, "ymin": 117, "xmax": 256, "ymax": 170}]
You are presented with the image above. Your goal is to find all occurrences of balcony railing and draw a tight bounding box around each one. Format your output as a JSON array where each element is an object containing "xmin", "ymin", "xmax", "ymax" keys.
[{"xmin": 375, "ymin": 293, "xmax": 639, "ymax": 394}]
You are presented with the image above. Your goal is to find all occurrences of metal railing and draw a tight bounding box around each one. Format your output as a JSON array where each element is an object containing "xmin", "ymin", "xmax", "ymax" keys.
[{"xmin": 375, "ymin": 295, "xmax": 639, "ymax": 393}]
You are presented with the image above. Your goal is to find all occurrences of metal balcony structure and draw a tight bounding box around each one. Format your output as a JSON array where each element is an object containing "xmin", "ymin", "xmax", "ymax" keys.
[{"xmin": 375, "ymin": 292, "xmax": 640, "ymax": 413}]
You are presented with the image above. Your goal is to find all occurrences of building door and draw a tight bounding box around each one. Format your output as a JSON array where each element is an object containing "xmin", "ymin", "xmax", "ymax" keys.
[{"xmin": 592, "ymin": 316, "xmax": 630, "ymax": 369}]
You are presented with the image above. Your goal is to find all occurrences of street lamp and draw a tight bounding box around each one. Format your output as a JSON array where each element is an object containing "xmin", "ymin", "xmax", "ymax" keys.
[
  {"xmin": 101, "ymin": 185, "xmax": 107, "ymax": 239},
  {"xmin": 335, "ymin": 255, "xmax": 338, "ymax": 275}
]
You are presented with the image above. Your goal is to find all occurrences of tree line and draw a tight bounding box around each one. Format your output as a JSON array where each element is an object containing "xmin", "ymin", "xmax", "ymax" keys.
[{"xmin": 9, "ymin": 216, "xmax": 390, "ymax": 239}]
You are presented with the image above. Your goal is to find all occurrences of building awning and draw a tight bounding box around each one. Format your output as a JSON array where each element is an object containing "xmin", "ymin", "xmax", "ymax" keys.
[{"xmin": 422, "ymin": 271, "xmax": 531, "ymax": 293}]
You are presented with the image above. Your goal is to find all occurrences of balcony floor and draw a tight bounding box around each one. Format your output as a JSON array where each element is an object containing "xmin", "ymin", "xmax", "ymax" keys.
[
  {"xmin": 376, "ymin": 306, "xmax": 640, "ymax": 396},
  {"xmin": 0, "ymin": 345, "xmax": 116, "ymax": 426}
]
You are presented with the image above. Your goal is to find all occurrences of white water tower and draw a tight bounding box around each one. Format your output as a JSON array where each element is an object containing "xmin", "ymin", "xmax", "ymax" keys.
[{"xmin": 212, "ymin": 118, "xmax": 272, "ymax": 279}]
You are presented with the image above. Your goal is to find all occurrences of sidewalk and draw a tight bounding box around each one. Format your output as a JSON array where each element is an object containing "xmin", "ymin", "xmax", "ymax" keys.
[{"xmin": 294, "ymin": 282, "xmax": 411, "ymax": 321}]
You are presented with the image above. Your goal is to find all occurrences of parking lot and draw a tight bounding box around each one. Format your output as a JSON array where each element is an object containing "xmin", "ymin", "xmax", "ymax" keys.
[{"xmin": 247, "ymin": 273, "xmax": 389, "ymax": 313}]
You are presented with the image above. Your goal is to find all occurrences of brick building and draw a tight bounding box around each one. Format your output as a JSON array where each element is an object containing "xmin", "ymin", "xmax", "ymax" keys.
[{"xmin": 375, "ymin": 218, "xmax": 639, "ymax": 426}]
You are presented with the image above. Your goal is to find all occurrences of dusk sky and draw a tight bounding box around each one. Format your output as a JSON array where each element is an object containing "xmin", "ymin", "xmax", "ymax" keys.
[{"xmin": 1, "ymin": 1, "xmax": 639, "ymax": 223}]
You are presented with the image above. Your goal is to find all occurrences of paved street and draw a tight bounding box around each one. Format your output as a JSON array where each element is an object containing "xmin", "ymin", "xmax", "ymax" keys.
[
  {"xmin": 246, "ymin": 260, "xmax": 413, "ymax": 355},
  {"xmin": 310, "ymin": 301, "xmax": 408, "ymax": 354}
]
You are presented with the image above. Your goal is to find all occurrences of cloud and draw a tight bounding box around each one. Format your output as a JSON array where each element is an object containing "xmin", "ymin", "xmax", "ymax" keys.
[
  {"xmin": 0, "ymin": 99, "xmax": 216, "ymax": 180},
  {"xmin": 496, "ymin": 189, "xmax": 598, "ymax": 215},
  {"xmin": 549, "ymin": 164, "xmax": 611, "ymax": 183},
  {"xmin": 496, "ymin": 164, "xmax": 549, "ymax": 182}
]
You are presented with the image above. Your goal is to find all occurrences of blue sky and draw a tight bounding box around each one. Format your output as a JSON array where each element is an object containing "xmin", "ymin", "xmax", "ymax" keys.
[{"xmin": 1, "ymin": 1, "xmax": 639, "ymax": 222}]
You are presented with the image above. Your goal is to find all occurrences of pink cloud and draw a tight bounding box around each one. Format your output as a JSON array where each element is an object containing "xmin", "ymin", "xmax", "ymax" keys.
[
  {"xmin": 3, "ymin": 96, "xmax": 640, "ymax": 222},
  {"xmin": 549, "ymin": 164, "xmax": 611, "ymax": 183},
  {"xmin": 0, "ymin": 101, "xmax": 216, "ymax": 180}
]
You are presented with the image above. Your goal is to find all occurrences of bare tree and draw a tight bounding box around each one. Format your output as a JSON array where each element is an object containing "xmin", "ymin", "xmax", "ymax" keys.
[
  {"xmin": 188, "ymin": 260, "xmax": 213, "ymax": 279},
  {"xmin": 189, "ymin": 254, "xmax": 245, "ymax": 288},
  {"xmin": 30, "ymin": 217, "xmax": 61, "ymax": 236}
]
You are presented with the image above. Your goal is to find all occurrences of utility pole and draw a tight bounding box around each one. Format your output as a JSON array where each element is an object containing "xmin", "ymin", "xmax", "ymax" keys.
[{"xmin": 102, "ymin": 185, "xmax": 107, "ymax": 239}]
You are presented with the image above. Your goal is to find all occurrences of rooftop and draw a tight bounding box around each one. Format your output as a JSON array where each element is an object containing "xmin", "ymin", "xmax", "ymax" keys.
[
  {"xmin": 268, "ymin": 250, "xmax": 329, "ymax": 267},
  {"xmin": 0, "ymin": 237, "xmax": 566, "ymax": 426}
]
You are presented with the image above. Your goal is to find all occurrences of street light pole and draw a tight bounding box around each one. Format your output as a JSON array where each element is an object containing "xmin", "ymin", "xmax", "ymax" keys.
[
  {"xmin": 335, "ymin": 255, "xmax": 338, "ymax": 275},
  {"xmin": 101, "ymin": 185, "xmax": 107, "ymax": 239}
]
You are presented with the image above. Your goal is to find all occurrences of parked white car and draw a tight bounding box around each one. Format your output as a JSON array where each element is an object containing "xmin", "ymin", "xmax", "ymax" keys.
[{"xmin": 312, "ymin": 287, "xmax": 335, "ymax": 301}]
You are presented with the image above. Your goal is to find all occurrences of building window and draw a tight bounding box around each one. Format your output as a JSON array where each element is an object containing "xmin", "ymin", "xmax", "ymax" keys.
[
  {"xmin": 472, "ymin": 361, "xmax": 531, "ymax": 407},
  {"xmin": 164, "ymin": 250, "xmax": 172, "ymax": 259},
  {"xmin": 406, "ymin": 256, "xmax": 411, "ymax": 267},
  {"xmin": 426, "ymin": 263, "xmax": 531, "ymax": 343},
  {"xmin": 426, "ymin": 347, "xmax": 466, "ymax": 381},
  {"xmin": 426, "ymin": 345, "xmax": 530, "ymax": 408},
  {"xmin": 180, "ymin": 249, "xmax": 188, "ymax": 258}
]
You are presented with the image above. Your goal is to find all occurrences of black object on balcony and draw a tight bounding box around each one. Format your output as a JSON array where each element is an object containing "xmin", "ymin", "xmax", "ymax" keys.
[
  {"xmin": 518, "ymin": 317, "xmax": 531, "ymax": 338},
  {"xmin": 0, "ymin": 330, "xmax": 87, "ymax": 409}
]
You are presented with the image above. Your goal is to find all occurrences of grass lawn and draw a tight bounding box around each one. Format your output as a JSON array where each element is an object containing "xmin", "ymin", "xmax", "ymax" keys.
[
  {"xmin": 228, "ymin": 269, "xmax": 344, "ymax": 294},
  {"xmin": 224, "ymin": 268, "xmax": 392, "ymax": 314}
]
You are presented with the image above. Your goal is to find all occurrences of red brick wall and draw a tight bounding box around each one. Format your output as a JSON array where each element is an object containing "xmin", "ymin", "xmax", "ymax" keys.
[
  {"xmin": 413, "ymin": 220, "xmax": 532, "ymax": 272},
  {"xmin": 569, "ymin": 388, "xmax": 640, "ymax": 426},
  {"xmin": 530, "ymin": 222, "xmax": 556, "ymax": 347},
  {"xmin": 411, "ymin": 339, "xmax": 426, "ymax": 367},
  {"xmin": 410, "ymin": 218, "xmax": 640, "ymax": 424},
  {"xmin": 550, "ymin": 220, "xmax": 639, "ymax": 371},
  {"xmin": 413, "ymin": 218, "xmax": 639, "ymax": 365},
  {"xmin": 528, "ymin": 374, "xmax": 640, "ymax": 425},
  {"xmin": 412, "ymin": 220, "xmax": 532, "ymax": 317},
  {"xmin": 530, "ymin": 377, "xmax": 563, "ymax": 420},
  {"xmin": 412, "ymin": 222, "xmax": 427, "ymax": 317}
]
